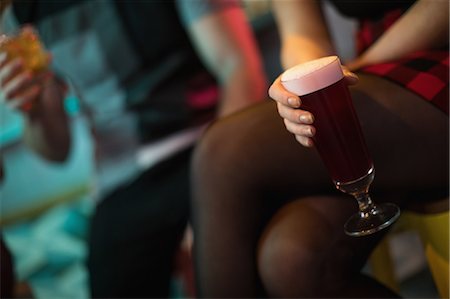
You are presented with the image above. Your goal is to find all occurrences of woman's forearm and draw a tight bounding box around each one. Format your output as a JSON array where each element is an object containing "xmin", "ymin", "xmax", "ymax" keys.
[
  {"xmin": 23, "ymin": 76, "xmax": 71, "ymax": 162},
  {"xmin": 350, "ymin": 0, "xmax": 449, "ymax": 69},
  {"xmin": 272, "ymin": 0, "xmax": 335, "ymax": 69}
]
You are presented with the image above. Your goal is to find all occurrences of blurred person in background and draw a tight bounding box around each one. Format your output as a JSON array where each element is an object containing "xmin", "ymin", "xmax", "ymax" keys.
[
  {"xmin": 0, "ymin": 0, "xmax": 267, "ymax": 297},
  {"xmin": 191, "ymin": 0, "xmax": 448, "ymax": 297},
  {"xmin": 0, "ymin": 27, "xmax": 70, "ymax": 162},
  {"xmin": 0, "ymin": 9, "xmax": 72, "ymax": 296}
]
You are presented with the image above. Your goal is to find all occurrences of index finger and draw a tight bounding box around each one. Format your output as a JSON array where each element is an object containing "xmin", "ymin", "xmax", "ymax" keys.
[{"xmin": 268, "ymin": 75, "xmax": 301, "ymax": 108}]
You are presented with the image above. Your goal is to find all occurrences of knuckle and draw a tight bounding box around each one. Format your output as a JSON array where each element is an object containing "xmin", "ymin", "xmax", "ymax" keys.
[{"xmin": 289, "ymin": 109, "xmax": 300, "ymax": 122}]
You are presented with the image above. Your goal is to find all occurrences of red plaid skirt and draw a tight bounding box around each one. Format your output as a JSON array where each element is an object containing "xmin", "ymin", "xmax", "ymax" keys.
[{"xmin": 356, "ymin": 10, "xmax": 449, "ymax": 114}]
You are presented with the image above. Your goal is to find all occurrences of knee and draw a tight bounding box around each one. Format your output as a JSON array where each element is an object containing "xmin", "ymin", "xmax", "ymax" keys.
[
  {"xmin": 192, "ymin": 121, "xmax": 228, "ymax": 178},
  {"xmin": 256, "ymin": 200, "xmax": 352, "ymax": 297},
  {"xmin": 258, "ymin": 235, "xmax": 325, "ymax": 297},
  {"xmin": 191, "ymin": 117, "xmax": 257, "ymax": 192},
  {"xmin": 190, "ymin": 120, "xmax": 241, "ymax": 211}
]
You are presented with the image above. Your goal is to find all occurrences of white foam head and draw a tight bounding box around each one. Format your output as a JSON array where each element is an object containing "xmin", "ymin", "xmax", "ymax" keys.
[{"xmin": 281, "ymin": 56, "xmax": 344, "ymax": 96}]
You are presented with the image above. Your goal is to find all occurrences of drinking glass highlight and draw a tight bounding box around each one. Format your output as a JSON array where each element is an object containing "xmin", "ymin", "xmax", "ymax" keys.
[{"xmin": 281, "ymin": 56, "xmax": 400, "ymax": 236}]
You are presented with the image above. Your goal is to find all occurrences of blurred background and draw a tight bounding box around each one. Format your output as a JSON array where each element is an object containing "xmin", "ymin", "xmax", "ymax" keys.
[{"xmin": 0, "ymin": 1, "xmax": 445, "ymax": 298}]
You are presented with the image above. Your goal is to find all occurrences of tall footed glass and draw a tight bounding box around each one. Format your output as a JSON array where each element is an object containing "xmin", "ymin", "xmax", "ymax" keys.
[{"xmin": 281, "ymin": 56, "xmax": 400, "ymax": 236}]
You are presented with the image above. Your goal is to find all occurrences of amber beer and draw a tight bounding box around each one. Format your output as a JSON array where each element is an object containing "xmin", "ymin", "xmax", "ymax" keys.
[
  {"xmin": 0, "ymin": 28, "xmax": 49, "ymax": 72},
  {"xmin": 281, "ymin": 56, "xmax": 372, "ymax": 184}
]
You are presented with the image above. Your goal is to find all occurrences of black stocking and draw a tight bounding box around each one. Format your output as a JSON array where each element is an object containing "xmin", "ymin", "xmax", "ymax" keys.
[{"xmin": 191, "ymin": 74, "xmax": 448, "ymax": 297}]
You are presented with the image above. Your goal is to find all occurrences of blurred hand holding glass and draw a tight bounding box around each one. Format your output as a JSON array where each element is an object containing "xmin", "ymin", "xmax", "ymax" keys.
[
  {"xmin": 281, "ymin": 56, "xmax": 400, "ymax": 236},
  {"xmin": 0, "ymin": 26, "xmax": 51, "ymax": 110},
  {"xmin": 0, "ymin": 27, "xmax": 49, "ymax": 72}
]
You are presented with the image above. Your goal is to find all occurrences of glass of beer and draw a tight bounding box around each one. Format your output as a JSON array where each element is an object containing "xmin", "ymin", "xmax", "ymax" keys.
[
  {"xmin": 0, "ymin": 27, "xmax": 49, "ymax": 73},
  {"xmin": 281, "ymin": 56, "xmax": 400, "ymax": 236},
  {"xmin": 0, "ymin": 27, "xmax": 50, "ymax": 109}
]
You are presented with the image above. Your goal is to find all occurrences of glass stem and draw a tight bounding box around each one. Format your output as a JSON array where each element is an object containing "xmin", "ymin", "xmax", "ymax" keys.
[{"xmin": 354, "ymin": 192, "xmax": 375, "ymax": 217}]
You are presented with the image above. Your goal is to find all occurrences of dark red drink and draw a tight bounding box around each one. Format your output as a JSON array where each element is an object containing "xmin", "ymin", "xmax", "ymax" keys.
[
  {"xmin": 301, "ymin": 79, "xmax": 372, "ymax": 183},
  {"xmin": 281, "ymin": 56, "xmax": 372, "ymax": 183},
  {"xmin": 282, "ymin": 56, "xmax": 400, "ymax": 236}
]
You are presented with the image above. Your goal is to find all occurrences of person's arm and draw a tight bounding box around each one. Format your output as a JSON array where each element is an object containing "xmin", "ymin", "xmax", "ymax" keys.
[
  {"xmin": 269, "ymin": 0, "xmax": 358, "ymax": 147},
  {"xmin": 272, "ymin": 0, "xmax": 335, "ymax": 69},
  {"xmin": 21, "ymin": 74, "xmax": 71, "ymax": 162},
  {"xmin": 347, "ymin": 0, "xmax": 449, "ymax": 70},
  {"xmin": 179, "ymin": 1, "xmax": 268, "ymax": 117},
  {"xmin": 0, "ymin": 31, "xmax": 70, "ymax": 162}
]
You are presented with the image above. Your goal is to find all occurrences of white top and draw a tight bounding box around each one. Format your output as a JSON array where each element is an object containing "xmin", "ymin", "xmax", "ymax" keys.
[{"xmin": 281, "ymin": 56, "xmax": 344, "ymax": 96}]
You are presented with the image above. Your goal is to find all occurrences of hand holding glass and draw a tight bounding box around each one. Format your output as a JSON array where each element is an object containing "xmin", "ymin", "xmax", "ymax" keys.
[
  {"xmin": 0, "ymin": 27, "xmax": 50, "ymax": 109},
  {"xmin": 0, "ymin": 27, "xmax": 49, "ymax": 72},
  {"xmin": 281, "ymin": 56, "xmax": 400, "ymax": 236}
]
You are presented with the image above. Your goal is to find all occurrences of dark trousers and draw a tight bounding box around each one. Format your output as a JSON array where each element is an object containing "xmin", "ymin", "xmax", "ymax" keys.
[
  {"xmin": 1, "ymin": 235, "xmax": 15, "ymax": 298},
  {"xmin": 87, "ymin": 148, "xmax": 191, "ymax": 298}
]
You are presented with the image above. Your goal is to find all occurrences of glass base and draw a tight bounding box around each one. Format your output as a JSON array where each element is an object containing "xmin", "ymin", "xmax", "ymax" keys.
[{"xmin": 344, "ymin": 203, "xmax": 401, "ymax": 237}]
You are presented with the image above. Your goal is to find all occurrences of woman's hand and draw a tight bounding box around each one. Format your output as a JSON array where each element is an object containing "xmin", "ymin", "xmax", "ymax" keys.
[
  {"xmin": 0, "ymin": 48, "xmax": 54, "ymax": 113},
  {"xmin": 268, "ymin": 67, "xmax": 359, "ymax": 147}
]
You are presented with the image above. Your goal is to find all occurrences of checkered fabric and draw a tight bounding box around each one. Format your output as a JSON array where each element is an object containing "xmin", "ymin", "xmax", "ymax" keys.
[{"xmin": 356, "ymin": 9, "xmax": 449, "ymax": 114}]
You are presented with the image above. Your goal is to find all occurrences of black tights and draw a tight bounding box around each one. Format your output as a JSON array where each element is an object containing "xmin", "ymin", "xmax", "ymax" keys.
[{"xmin": 191, "ymin": 74, "xmax": 448, "ymax": 297}]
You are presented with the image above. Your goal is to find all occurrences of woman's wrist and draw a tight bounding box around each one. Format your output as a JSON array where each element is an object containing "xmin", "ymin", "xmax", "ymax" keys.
[{"xmin": 281, "ymin": 41, "xmax": 336, "ymax": 70}]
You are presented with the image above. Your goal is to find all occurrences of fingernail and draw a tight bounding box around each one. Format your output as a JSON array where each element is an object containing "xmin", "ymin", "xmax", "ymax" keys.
[
  {"xmin": 346, "ymin": 71, "xmax": 358, "ymax": 79},
  {"xmin": 287, "ymin": 97, "xmax": 300, "ymax": 107},
  {"xmin": 305, "ymin": 138, "xmax": 314, "ymax": 147},
  {"xmin": 300, "ymin": 114, "xmax": 313, "ymax": 124}
]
